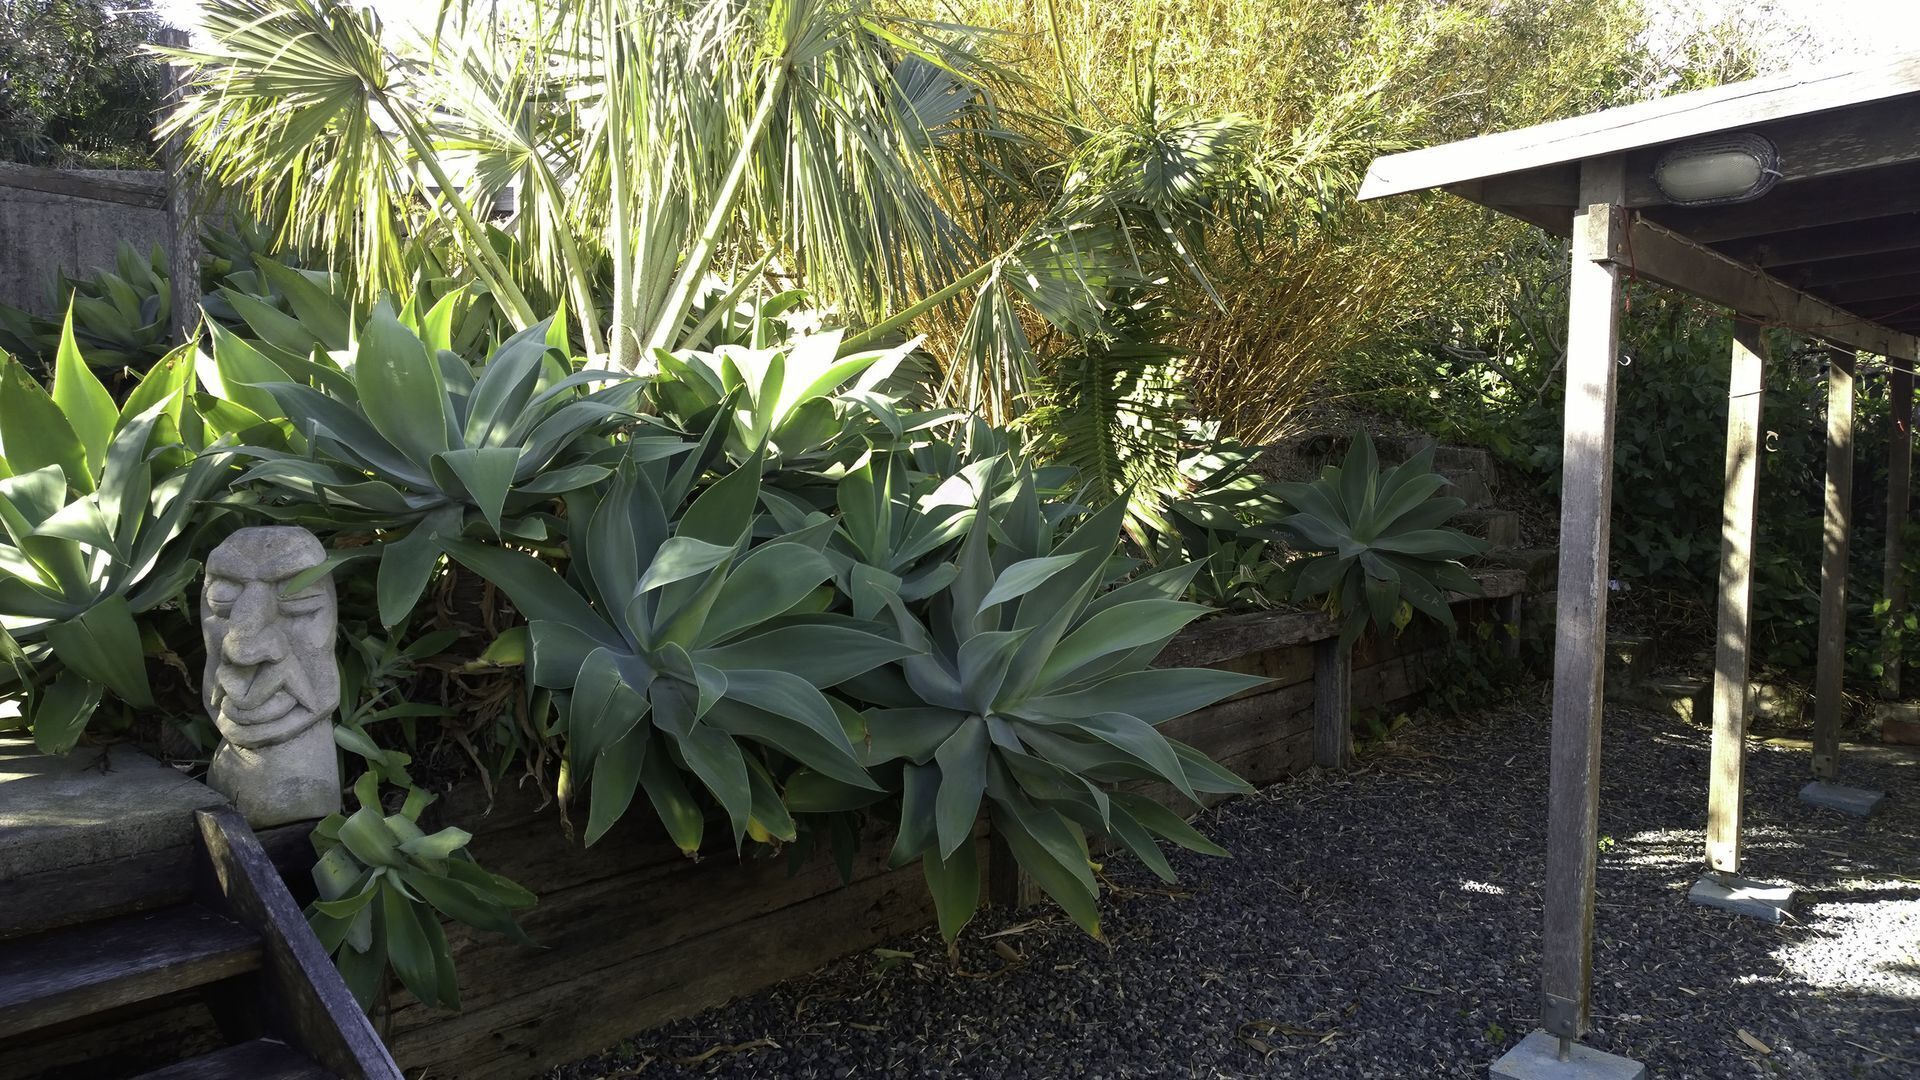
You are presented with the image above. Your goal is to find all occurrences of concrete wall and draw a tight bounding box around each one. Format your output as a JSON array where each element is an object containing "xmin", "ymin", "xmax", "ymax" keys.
[{"xmin": 0, "ymin": 171, "xmax": 170, "ymax": 315}]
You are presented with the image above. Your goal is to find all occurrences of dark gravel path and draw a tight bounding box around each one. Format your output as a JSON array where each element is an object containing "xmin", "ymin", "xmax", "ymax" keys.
[{"xmin": 551, "ymin": 697, "xmax": 1920, "ymax": 1079}]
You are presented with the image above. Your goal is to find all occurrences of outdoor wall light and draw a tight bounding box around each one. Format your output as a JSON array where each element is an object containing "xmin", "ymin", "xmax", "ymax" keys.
[{"xmin": 1652, "ymin": 133, "xmax": 1781, "ymax": 206}]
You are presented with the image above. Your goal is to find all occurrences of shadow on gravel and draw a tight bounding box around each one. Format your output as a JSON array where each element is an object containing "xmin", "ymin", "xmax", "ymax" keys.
[{"xmin": 550, "ymin": 695, "xmax": 1919, "ymax": 1080}]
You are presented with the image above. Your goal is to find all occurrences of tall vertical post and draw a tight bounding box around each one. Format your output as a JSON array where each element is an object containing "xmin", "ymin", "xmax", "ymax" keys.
[
  {"xmin": 1704, "ymin": 321, "xmax": 1767, "ymax": 874},
  {"xmin": 1883, "ymin": 357, "xmax": 1914, "ymax": 700},
  {"xmin": 158, "ymin": 27, "xmax": 201, "ymax": 346},
  {"xmin": 1312, "ymin": 639, "xmax": 1353, "ymax": 769},
  {"xmin": 1539, "ymin": 157, "xmax": 1624, "ymax": 1046},
  {"xmin": 1812, "ymin": 349, "xmax": 1855, "ymax": 780}
]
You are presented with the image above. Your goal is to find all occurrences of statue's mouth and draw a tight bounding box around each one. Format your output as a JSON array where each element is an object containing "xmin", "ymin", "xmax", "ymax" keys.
[
  {"xmin": 220, "ymin": 689, "xmax": 300, "ymax": 725},
  {"xmin": 211, "ymin": 662, "xmax": 322, "ymax": 747}
]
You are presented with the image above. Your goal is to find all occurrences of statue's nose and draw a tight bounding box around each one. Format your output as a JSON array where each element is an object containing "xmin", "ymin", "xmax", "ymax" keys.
[{"xmin": 222, "ymin": 583, "xmax": 288, "ymax": 666}]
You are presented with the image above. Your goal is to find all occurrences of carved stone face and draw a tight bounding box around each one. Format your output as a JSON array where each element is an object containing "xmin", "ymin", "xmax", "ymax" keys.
[{"xmin": 201, "ymin": 527, "xmax": 339, "ymax": 750}]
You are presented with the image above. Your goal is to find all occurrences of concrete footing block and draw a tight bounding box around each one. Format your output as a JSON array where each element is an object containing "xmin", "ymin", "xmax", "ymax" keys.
[
  {"xmin": 1688, "ymin": 872, "xmax": 1796, "ymax": 923},
  {"xmin": 1490, "ymin": 1030, "xmax": 1647, "ymax": 1079},
  {"xmin": 1799, "ymin": 780, "xmax": 1886, "ymax": 817}
]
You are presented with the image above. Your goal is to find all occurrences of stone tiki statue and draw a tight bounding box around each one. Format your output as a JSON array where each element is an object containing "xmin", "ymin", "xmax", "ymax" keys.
[{"xmin": 200, "ymin": 526, "xmax": 341, "ymax": 827}]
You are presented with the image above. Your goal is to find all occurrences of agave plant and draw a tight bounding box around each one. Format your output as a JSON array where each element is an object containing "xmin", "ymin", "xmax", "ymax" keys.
[
  {"xmin": 1272, "ymin": 431, "xmax": 1487, "ymax": 645},
  {"xmin": 0, "ymin": 328, "xmax": 231, "ymax": 752},
  {"xmin": 649, "ymin": 329, "xmax": 951, "ymax": 479},
  {"xmin": 223, "ymin": 308, "xmax": 649, "ymax": 626},
  {"xmin": 307, "ymin": 771, "xmax": 535, "ymax": 1010},
  {"xmin": 844, "ymin": 467, "xmax": 1262, "ymax": 941},
  {"xmin": 0, "ymin": 245, "xmax": 175, "ymax": 373},
  {"xmin": 446, "ymin": 445, "xmax": 915, "ymax": 851}
]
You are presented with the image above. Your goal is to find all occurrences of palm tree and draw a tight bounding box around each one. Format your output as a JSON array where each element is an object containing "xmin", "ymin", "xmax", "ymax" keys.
[{"xmin": 162, "ymin": 0, "xmax": 996, "ymax": 368}]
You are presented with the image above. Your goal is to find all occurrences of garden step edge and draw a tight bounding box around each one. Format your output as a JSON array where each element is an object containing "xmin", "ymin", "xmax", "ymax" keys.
[
  {"xmin": 0, "ymin": 904, "xmax": 263, "ymax": 1040},
  {"xmin": 133, "ymin": 1037, "xmax": 335, "ymax": 1080}
]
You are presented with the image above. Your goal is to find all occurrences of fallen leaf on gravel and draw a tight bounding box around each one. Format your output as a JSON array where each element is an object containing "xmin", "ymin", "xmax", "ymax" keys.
[
  {"xmin": 993, "ymin": 941, "xmax": 1025, "ymax": 965},
  {"xmin": 1240, "ymin": 1019, "xmax": 1336, "ymax": 1039},
  {"xmin": 984, "ymin": 920, "xmax": 1044, "ymax": 939},
  {"xmin": 1737, "ymin": 1029, "xmax": 1772, "ymax": 1054},
  {"xmin": 670, "ymin": 1038, "xmax": 778, "ymax": 1066}
]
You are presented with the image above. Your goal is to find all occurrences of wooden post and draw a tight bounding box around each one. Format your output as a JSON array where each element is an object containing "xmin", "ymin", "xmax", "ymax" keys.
[
  {"xmin": 1883, "ymin": 356, "xmax": 1914, "ymax": 700},
  {"xmin": 1705, "ymin": 320, "xmax": 1767, "ymax": 874},
  {"xmin": 1813, "ymin": 348, "xmax": 1855, "ymax": 780},
  {"xmin": 1539, "ymin": 157, "xmax": 1625, "ymax": 1045},
  {"xmin": 1312, "ymin": 639, "xmax": 1352, "ymax": 769},
  {"xmin": 157, "ymin": 28, "xmax": 201, "ymax": 346}
]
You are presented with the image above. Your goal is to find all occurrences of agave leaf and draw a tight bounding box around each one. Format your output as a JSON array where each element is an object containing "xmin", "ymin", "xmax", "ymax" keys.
[
  {"xmin": 355, "ymin": 310, "xmax": 451, "ymax": 470},
  {"xmin": 932, "ymin": 714, "xmax": 989, "ymax": 859},
  {"xmin": 923, "ymin": 834, "xmax": 980, "ymax": 942},
  {"xmin": 51, "ymin": 306, "xmax": 118, "ymax": 481},
  {"xmin": 0, "ymin": 358, "xmax": 92, "ymax": 494}
]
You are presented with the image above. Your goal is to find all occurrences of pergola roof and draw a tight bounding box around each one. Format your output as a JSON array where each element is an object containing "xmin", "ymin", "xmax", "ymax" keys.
[{"xmin": 1360, "ymin": 51, "xmax": 1920, "ymax": 358}]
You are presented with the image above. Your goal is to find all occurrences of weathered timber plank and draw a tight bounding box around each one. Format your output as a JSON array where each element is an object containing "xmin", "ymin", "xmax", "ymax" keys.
[
  {"xmin": 0, "ymin": 841, "xmax": 197, "ymax": 940},
  {"xmin": 0, "ymin": 906, "xmax": 261, "ymax": 1040},
  {"xmin": 135, "ymin": 1037, "xmax": 331, "ymax": 1080},
  {"xmin": 1885, "ymin": 356, "xmax": 1915, "ymax": 699},
  {"xmin": 0, "ymin": 161, "xmax": 167, "ymax": 208},
  {"xmin": 1154, "ymin": 609, "xmax": 1336, "ymax": 668},
  {"xmin": 384, "ymin": 817, "xmax": 947, "ymax": 1030},
  {"xmin": 1706, "ymin": 320, "xmax": 1768, "ymax": 874},
  {"xmin": 1540, "ymin": 161, "xmax": 1626, "ymax": 1044},
  {"xmin": 385, "ymin": 839, "xmax": 958, "ymax": 1080},
  {"xmin": 1718, "ymin": 212, "xmax": 1920, "ymax": 269},
  {"xmin": 1351, "ymin": 654, "xmax": 1433, "ymax": 713},
  {"xmin": 1813, "ymin": 349, "xmax": 1855, "ymax": 780},
  {"xmin": 1202, "ymin": 643, "xmax": 1317, "ymax": 703},
  {"xmin": 1313, "ymin": 640, "xmax": 1353, "ymax": 769},
  {"xmin": 194, "ymin": 808, "xmax": 399, "ymax": 1080},
  {"xmin": 0, "ymin": 991, "xmax": 229, "ymax": 1080},
  {"xmin": 1156, "ymin": 683, "xmax": 1316, "ymax": 766}
]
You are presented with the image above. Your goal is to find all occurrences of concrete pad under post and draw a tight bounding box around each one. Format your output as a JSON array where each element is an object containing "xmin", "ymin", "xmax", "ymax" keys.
[
  {"xmin": 1688, "ymin": 872, "xmax": 1796, "ymax": 923},
  {"xmin": 1490, "ymin": 1030, "xmax": 1647, "ymax": 1080},
  {"xmin": 1799, "ymin": 780, "xmax": 1886, "ymax": 817}
]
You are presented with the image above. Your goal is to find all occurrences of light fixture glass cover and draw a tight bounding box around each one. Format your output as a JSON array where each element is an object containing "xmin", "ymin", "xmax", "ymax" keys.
[{"xmin": 1652, "ymin": 133, "xmax": 1780, "ymax": 206}]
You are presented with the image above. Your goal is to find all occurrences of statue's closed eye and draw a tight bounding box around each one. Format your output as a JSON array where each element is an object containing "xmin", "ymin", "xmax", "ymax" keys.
[{"xmin": 279, "ymin": 593, "xmax": 329, "ymax": 616}]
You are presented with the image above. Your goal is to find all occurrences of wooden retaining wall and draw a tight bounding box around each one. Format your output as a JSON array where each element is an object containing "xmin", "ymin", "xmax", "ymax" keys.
[{"xmin": 386, "ymin": 569, "xmax": 1528, "ymax": 1080}]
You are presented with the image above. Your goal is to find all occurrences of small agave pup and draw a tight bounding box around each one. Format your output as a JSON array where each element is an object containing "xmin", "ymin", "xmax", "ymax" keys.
[{"xmin": 201, "ymin": 526, "xmax": 342, "ymax": 827}]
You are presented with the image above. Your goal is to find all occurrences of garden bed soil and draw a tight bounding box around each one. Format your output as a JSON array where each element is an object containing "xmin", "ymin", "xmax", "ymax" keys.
[{"xmin": 551, "ymin": 699, "xmax": 1920, "ymax": 1080}]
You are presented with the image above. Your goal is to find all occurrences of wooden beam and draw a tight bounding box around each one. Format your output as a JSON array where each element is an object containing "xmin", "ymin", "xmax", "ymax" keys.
[
  {"xmin": 1813, "ymin": 349, "xmax": 1855, "ymax": 780},
  {"xmin": 1780, "ymin": 248, "xmax": 1920, "ymax": 290},
  {"xmin": 1644, "ymin": 161, "xmax": 1920, "ymax": 243},
  {"xmin": 1884, "ymin": 358, "xmax": 1915, "ymax": 700},
  {"xmin": 1717, "ymin": 213, "xmax": 1920, "ymax": 269},
  {"xmin": 1606, "ymin": 216, "xmax": 1920, "ymax": 360},
  {"xmin": 195, "ymin": 808, "xmax": 402, "ymax": 1079},
  {"xmin": 1361, "ymin": 53, "xmax": 1920, "ymax": 202},
  {"xmin": 1706, "ymin": 320, "xmax": 1768, "ymax": 874},
  {"xmin": 1540, "ymin": 157, "xmax": 1626, "ymax": 1044},
  {"xmin": 0, "ymin": 161, "xmax": 166, "ymax": 209},
  {"xmin": 1814, "ymin": 272, "xmax": 1920, "ymax": 305},
  {"xmin": 1312, "ymin": 639, "xmax": 1353, "ymax": 770}
]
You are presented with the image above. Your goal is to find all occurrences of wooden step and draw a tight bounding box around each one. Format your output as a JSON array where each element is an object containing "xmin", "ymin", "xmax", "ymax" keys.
[
  {"xmin": 135, "ymin": 1038, "xmax": 335, "ymax": 1080},
  {"xmin": 0, "ymin": 905, "xmax": 262, "ymax": 1040}
]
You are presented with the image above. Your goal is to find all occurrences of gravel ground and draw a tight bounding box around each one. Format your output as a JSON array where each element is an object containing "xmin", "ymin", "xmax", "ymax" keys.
[{"xmin": 551, "ymin": 696, "xmax": 1920, "ymax": 1080}]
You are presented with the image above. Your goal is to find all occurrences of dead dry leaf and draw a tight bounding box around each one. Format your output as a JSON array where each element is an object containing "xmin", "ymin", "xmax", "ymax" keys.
[{"xmin": 1737, "ymin": 1029, "xmax": 1773, "ymax": 1055}]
